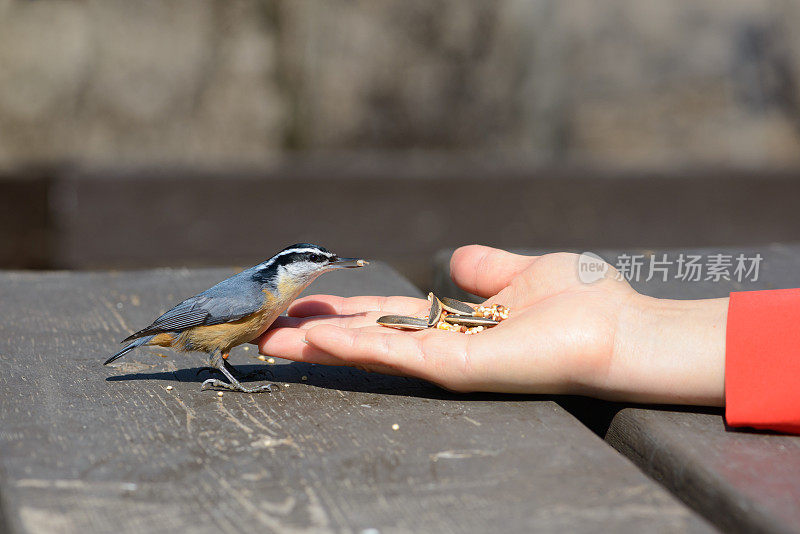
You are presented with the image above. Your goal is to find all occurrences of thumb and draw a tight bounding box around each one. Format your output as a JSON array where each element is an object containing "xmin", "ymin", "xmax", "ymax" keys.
[{"xmin": 449, "ymin": 245, "xmax": 537, "ymax": 298}]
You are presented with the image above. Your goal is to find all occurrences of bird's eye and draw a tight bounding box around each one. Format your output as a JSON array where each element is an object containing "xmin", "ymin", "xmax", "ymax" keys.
[{"xmin": 310, "ymin": 253, "xmax": 324, "ymax": 262}]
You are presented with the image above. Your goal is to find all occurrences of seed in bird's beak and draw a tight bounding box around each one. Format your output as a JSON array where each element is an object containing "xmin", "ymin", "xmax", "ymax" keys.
[{"xmin": 332, "ymin": 257, "xmax": 368, "ymax": 269}]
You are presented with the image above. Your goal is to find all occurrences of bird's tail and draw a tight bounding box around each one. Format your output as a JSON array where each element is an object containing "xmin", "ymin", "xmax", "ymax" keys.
[{"xmin": 104, "ymin": 335, "xmax": 155, "ymax": 365}]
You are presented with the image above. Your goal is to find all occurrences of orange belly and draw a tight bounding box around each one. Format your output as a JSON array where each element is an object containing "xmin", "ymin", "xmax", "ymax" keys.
[
  {"xmin": 174, "ymin": 308, "xmax": 279, "ymax": 354},
  {"xmin": 145, "ymin": 283, "xmax": 304, "ymax": 355}
]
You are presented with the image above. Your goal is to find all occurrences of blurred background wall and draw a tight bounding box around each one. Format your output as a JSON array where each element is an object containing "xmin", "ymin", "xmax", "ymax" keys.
[{"xmin": 2, "ymin": 0, "xmax": 800, "ymax": 285}]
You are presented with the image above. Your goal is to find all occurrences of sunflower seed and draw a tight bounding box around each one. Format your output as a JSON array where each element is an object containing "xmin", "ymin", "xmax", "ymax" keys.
[
  {"xmin": 427, "ymin": 293, "xmax": 443, "ymax": 327},
  {"xmin": 439, "ymin": 297, "xmax": 476, "ymax": 315},
  {"xmin": 443, "ymin": 315, "xmax": 499, "ymax": 327},
  {"xmin": 376, "ymin": 315, "xmax": 429, "ymax": 330}
]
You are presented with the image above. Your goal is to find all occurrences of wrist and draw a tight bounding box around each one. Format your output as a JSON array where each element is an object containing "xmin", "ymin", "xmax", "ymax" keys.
[{"xmin": 601, "ymin": 293, "xmax": 728, "ymax": 406}]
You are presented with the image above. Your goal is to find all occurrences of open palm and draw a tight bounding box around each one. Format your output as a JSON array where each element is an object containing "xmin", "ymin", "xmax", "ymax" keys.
[{"xmin": 259, "ymin": 245, "xmax": 638, "ymax": 395}]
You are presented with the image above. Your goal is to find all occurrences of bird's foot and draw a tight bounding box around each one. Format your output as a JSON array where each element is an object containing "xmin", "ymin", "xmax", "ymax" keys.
[
  {"xmin": 197, "ymin": 358, "xmax": 242, "ymax": 378},
  {"xmin": 201, "ymin": 350, "xmax": 273, "ymax": 393},
  {"xmin": 201, "ymin": 378, "xmax": 274, "ymax": 393}
]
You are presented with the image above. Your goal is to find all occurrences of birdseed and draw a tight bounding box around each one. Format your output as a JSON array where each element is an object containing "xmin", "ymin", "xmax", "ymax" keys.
[{"xmin": 377, "ymin": 294, "xmax": 509, "ymax": 334}]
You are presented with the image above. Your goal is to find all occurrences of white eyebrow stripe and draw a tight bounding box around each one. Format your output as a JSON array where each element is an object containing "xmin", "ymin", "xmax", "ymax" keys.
[{"xmin": 258, "ymin": 247, "xmax": 334, "ymax": 270}]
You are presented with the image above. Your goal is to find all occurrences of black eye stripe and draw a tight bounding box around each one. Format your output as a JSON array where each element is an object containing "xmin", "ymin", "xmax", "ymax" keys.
[{"xmin": 268, "ymin": 249, "xmax": 331, "ymax": 268}]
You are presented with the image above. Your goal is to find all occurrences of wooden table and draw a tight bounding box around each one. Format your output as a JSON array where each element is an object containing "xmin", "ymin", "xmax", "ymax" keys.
[
  {"xmin": 435, "ymin": 244, "xmax": 800, "ymax": 534},
  {"xmin": 0, "ymin": 263, "xmax": 712, "ymax": 533}
]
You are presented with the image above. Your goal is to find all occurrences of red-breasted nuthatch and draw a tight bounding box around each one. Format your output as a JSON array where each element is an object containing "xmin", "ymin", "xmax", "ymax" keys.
[{"xmin": 104, "ymin": 243, "xmax": 368, "ymax": 393}]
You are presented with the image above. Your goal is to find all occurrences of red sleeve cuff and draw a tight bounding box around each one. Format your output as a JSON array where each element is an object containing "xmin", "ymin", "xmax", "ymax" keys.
[{"xmin": 726, "ymin": 288, "xmax": 800, "ymax": 433}]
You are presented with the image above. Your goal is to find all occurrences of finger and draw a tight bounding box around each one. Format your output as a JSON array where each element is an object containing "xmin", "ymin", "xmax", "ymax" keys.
[
  {"xmin": 304, "ymin": 325, "xmax": 424, "ymax": 372},
  {"xmin": 270, "ymin": 311, "xmax": 391, "ymax": 331},
  {"xmin": 258, "ymin": 326, "xmax": 352, "ymax": 367},
  {"xmin": 304, "ymin": 325, "xmax": 473, "ymax": 389},
  {"xmin": 288, "ymin": 294, "xmax": 428, "ymax": 318},
  {"xmin": 450, "ymin": 245, "xmax": 538, "ymax": 298},
  {"xmin": 260, "ymin": 323, "xmax": 417, "ymax": 377}
]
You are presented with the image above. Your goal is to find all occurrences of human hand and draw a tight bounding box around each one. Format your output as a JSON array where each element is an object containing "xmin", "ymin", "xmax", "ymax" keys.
[{"xmin": 258, "ymin": 245, "xmax": 727, "ymax": 405}]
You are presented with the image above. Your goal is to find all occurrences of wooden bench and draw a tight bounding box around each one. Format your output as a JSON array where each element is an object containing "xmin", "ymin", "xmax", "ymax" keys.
[
  {"xmin": 435, "ymin": 244, "xmax": 800, "ymax": 533},
  {"xmin": 0, "ymin": 262, "xmax": 711, "ymax": 532}
]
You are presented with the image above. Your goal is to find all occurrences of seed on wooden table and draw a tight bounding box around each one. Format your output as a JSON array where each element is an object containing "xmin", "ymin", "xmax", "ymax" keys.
[
  {"xmin": 392, "ymin": 423, "xmax": 399, "ymax": 431},
  {"xmin": 257, "ymin": 355, "xmax": 266, "ymax": 361},
  {"xmin": 166, "ymin": 385, "xmax": 173, "ymax": 391},
  {"xmin": 267, "ymin": 358, "xmax": 275, "ymax": 364},
  {"xmin": 217, "ymin": 391, "xmax": 224, "ymax": 397}
]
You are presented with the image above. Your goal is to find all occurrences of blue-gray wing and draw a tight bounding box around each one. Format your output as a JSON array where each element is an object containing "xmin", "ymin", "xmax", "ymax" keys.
[{"xmin": 122, "ymin": 280, "xmax": 265, "ymax": 342}]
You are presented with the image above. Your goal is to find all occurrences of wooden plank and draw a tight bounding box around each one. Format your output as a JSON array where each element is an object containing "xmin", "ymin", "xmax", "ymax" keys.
[
  {"xmin": 435, "ymin": 244, "xmax": 800, "ymax": 533},
  {"xmin": 0, "ymin": 263, "xmax": 712, "ymax": 533},
  {"xmin": 605, "ymin": 409, "xmax": 800, "ymax": 534},
  {"xmin": 0, "ymin": 172, "xmax": 49, "ymax": 269},
  {"xmin": 47, "ymin": 164, "xmax": 800, "ymax": 287}
]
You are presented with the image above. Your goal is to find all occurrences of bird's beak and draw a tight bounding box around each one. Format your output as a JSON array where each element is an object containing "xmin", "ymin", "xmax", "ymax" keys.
[{"xmin": 331, "ymin": 257, "xmax": 369, "ymax": 269}]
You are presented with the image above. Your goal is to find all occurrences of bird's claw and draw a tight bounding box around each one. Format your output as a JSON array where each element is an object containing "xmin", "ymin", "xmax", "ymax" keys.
[
  {"xmin": 201, "ymin": 378, "xmax": 274, "ymax": 393},
  {"xmin": 201, "ymin": 378, "xmax": 231, "ymax": 391}
]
